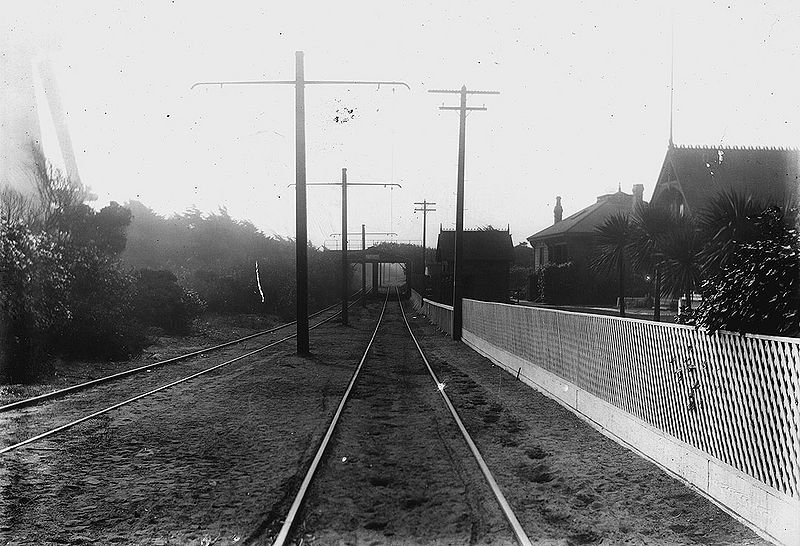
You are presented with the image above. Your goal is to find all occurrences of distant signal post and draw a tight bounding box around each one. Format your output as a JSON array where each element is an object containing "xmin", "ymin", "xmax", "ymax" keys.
[{"xmin": 193, "ymin": 51, "xmax": 408, "ymax": 354}]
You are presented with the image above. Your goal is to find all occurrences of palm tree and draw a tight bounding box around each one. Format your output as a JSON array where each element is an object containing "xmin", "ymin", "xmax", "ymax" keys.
[
  {"xmin": 591, "ymin": 213, "xmax": 633, "ymax": 317},
  {"xmin": 629, "ymin": 203, "xmax": 675, "ymax": 321},
  {"xmin": 698, "ymin": 190, "xmax": 766, "ymax": 277},
  {"xmin": 660, "ymin": 216, "xmax": 703, "ymax": 310}
]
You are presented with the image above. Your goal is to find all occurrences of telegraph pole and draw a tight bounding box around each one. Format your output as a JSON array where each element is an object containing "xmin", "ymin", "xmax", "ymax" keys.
[
  {"xmin": 193, "ymin": 52, "xmax": 408, "ymax": 354},
  {"xmin": 429, "ymin": 85, "xmax": 499, "ymax": 341},
  {"xmin": 414, "ymin": 200, "xmax": 436, "ymax": 288},
  {"xmin": 301, "ymin": 175, "xmax": 401, "ymax": 326},
  {"xmin": 341, "ymin": 169, "xmax": 348, "ymax": 323},
  {"xmin": 362, "ymin": 224, "xmax": 366, "ymax": 306}
]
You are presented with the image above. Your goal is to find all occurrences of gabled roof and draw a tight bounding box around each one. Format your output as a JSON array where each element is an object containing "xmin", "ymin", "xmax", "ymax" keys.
[
  {"xmin": 527, "ymin": 191, "xmax": 639, "ymax": 242},
  {"xmin": 436, "ymin": 229, "xmax": 514, "ymax": 262},
  {"xmin": 651, "ymin": 145, "xmax": 800, "ymax": 214}
]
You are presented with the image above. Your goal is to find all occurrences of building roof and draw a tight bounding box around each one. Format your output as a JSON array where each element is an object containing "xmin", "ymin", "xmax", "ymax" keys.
[
  {"xmin": 436, "ymin": 229, "xmax": 514, "ymax": 262},
  {"xmin": 527, "ymin": 191, "xmax": 639, "ymax": 242},
  {"xmin": 651, "ymin": 145, "xmax": 800, "ymax": 214}
]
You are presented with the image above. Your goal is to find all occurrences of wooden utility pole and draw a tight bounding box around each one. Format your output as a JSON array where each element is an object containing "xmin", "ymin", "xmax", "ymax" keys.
[
  {"xmin": 414, "ymin": 200, "xmax": 436, "ymax": 288},
  {"xmin": 362, "ymin": 224, "xmax": 366, "ymax": 306},
  {"xmin": 341, "ymin": 168, "xmax": 348, "ymax": 323},
  {"xmin": 294, "ymin": 53, "xmax": 309, "ymax": 352},
  {"xmin": 429, "ymin": 86, "xmax": 498, "ymax": 341},
  {"xmin": 304, "ymin": 175, "xmax": 401, "ymax": 325},
  {"xmin": 193, "ymin": 52, "xmax": 407, "ymax": 353}
]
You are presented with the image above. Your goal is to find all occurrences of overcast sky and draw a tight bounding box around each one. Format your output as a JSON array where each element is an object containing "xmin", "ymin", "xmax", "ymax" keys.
[{"xmin": 4, "ymin": 0, "xmax": 799, "ymax": 246}]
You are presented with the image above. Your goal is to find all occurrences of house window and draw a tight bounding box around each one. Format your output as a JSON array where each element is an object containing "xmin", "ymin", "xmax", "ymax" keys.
[
  {"xmin": 538, "ymin": 247, "xmax": 545, "ymax": 266},
  {"xmin": 552, "ymin": 244, "xmax": 568, "ymax": 264}
]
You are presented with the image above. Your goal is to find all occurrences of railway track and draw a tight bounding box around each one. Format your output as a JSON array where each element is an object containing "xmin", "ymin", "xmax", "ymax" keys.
[
  {"xmin": 0, "ymin": 294, "xmax": 365, "ymax": 455},
  {"xmin": 0, "ymin": 289, "xmax": 773, "ymax": 545},
  {"xmin": 0, "ymin": 293, "xmax": 365, "ymax": 414},
  {"xmin": 263, "ymin": 288, "xmax": 533, "ymax": 546}
]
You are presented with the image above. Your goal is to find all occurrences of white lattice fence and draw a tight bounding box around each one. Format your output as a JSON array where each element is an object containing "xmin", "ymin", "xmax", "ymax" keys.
[
  {"xmin": 462, "ymin": 299, "xmax": 800, "ymax": 501},
  {"xmin": 410, "ymin": 290, "xmax": 453, "ymax": 337}
]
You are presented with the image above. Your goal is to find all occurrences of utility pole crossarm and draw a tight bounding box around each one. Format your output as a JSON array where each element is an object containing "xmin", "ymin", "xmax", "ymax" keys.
[
  {"xmin": 193, "ymin": 51, "xmax": 409, "ymax": 357},
  {"xmin": 344, "ymin": 183, "xmax": 402, "ymax": 187},
  {"xmin": 193, "ymin": 80, "xmax": 410, "ymax": 90},
  {"xmin": 414, "ymin": 199, "xmax": 437, "ymax": 294},
  {"xmin": 306, "ymin": 80, "xmax": 410, "ymax": 90},
  {"xmin": 428, "ymin": 89, "xmax": 500, "ymax": 95},
  {"xmin": 331, "ymin": 232, "xmax": 397, "ymax": 236},
  {"xmin": 191, "ymin": 80, "xmax": 295, "ymax": 89},
  {"xmin": 440, "ymin": 106, "xmax": 487, "ymax": 111},
  {"xmin": 290, "ymin": 183, "xmax": 401, "ymax": 187},
  {"xmin": 430, "ymin": 84, "xmax": 499, "ymax": 342}
]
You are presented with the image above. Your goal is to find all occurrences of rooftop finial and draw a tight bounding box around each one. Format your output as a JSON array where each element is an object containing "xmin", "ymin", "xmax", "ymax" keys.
[{"xmin": 669, "ymin": 12, "xmax": 675, "ymax": 147}]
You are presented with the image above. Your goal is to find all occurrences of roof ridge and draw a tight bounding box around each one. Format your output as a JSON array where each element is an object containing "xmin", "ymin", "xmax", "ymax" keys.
[
  {"xmin": 440, "ymin": 228, "xmax": 510, "ymax": 232},
  {"xmin": 674, "ymin": 144, "xmax": 799, "ymax": 152}
]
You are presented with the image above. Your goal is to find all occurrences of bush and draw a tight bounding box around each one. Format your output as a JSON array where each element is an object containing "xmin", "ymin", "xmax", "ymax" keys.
[
  {"xmin": 133, "ymin": 269, "xmax": 205, "ymax": 334},
  {"xmin": 52, "ymin": 250, "xmax": 147, "ymax": 361},
  {"xmin": 0, "ymin": 221, "xmax": 71, "ymax": 381},
  {"xmin": 694, "ymin": 206, "xmax": 799, "ymax": 336}
]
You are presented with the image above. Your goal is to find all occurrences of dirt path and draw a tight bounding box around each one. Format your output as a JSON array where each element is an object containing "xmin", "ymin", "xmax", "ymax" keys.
[
  {"xmin": 406, "ymin": 304, "xmax": 770, "ymax": 545},
  {"xmin": 298, "ymin": 303, "xmax": 515, "ymax": 545},
  {"xmin": 0, "ymin": 306, "xmax": 379, "ymax": 545}
]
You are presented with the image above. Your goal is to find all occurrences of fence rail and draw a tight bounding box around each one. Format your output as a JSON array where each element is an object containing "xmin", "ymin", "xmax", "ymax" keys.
[
  {"xmin": 410, "ymin": 290, "xmax": 453, "ymax": 337},
  {"xmin": 462, "ymin": 298, "xmax": 800, "ymax": 501}
]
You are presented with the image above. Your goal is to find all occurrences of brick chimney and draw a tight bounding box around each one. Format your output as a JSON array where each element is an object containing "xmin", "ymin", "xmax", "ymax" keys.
[
  {"xmin": 554, "ymin": 196, "xmax": 563, "ymax": 224},
  {"xmin": 632, "ymin": 184, "xmax": 644, "ymax": 209}
]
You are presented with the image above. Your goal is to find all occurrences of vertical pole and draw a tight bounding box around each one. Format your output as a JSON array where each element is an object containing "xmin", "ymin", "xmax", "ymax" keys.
[
  {"xmin": 341, "ymin": 168, "xmax": 348, "ymax": 325},
  {"xmin": 422, "ymin": 200, "xmax": 427, "ymax": 283},
  {"xmin": 362, "ymin": 223, "xmax": 366, "ymax": 307},
  {"xmin": 452, "ymin": 85, "xmax": 467, "ymax": 341},
  {"xmin": 295, "ymin": 51, "xmax": 309, "ymax": 355},
  {"xmin": 654, "ymin": 264, "xmax": 661, "ymax": 322},
  {"xmin": 372, "ymin": 261, "xmax": 379, "ymax": 298}
]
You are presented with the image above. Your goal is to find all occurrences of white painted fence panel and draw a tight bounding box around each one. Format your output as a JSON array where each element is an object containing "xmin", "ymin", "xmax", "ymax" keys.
[
  {"xmin": 410, "ymin": 291, "xmax": 452, "ymax": 337},
  {"xmin": 461, "ymin": 298, "xmax": 800, "ymax": 502}
]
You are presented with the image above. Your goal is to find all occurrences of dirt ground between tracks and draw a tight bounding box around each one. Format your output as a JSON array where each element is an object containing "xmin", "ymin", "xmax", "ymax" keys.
[
  {"xmin": 405, "ymin": 305, "xmax": 771, "ymax": 546},
  {"xmin": 0, "ymin": 299, "xmax": 774, "ymax": 545},
  {"xmin": 298, "ymin": 304, "xmax": 515, "ymax": 546},
  {"xmin": 0, "ymin": 306, "xmax": 377, "ymax": 545}
]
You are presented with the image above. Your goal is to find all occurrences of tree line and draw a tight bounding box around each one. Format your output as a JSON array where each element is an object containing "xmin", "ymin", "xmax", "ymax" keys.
[{"xmin": 0, "ymin": 147, "xmax": 342, "ymax": 383}]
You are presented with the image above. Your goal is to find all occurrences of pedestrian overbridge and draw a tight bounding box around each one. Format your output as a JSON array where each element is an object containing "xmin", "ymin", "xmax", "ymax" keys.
[{"xmin": 325, "ymin": 247, "xmax": 411, "ymax": 296}]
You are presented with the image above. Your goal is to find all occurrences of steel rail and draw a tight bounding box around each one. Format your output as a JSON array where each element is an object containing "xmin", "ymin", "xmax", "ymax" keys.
[
  {"xmin": 0, "ymin": 296, "xmax": 367, "ymax": 455},
  {"xmin": 0, "ymin": 290, "xmax": 367, "ymax": 413},
  {"xmin": 272, "ymin": 291, "xmax": 390, "ymax": 546},
  {"xmin": 396, "ymin": 288, "xmax": 534, "ymax": 546}
]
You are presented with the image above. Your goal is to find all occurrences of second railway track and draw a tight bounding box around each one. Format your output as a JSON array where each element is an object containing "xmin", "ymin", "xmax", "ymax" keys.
[
  {"xmin": 0, "ymin": 296, "xmax": 364, "ymax": 454},
  {"xmin": 0, "ymin": 294, "xmax": 364, "ymax": 414}
]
